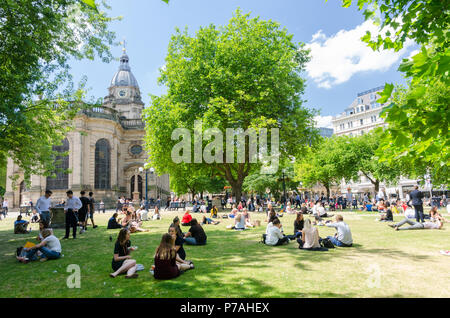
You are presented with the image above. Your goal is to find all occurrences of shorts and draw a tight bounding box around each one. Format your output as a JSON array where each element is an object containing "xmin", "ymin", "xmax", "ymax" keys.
[{"xmin": 77, "ymin": 211, "xmax": 87, "ymax": 222}]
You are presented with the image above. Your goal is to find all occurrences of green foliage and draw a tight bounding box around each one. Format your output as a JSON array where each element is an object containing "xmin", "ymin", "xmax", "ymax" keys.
[
  {"xmin": 341, "ymin": 0, "xmax": 449, "ymax": 186},
  {"xmin": 144, "ymin": 9, "xmax": 316, "ymax": 201},
  {"xmin": 378, "ymin": 82, "xmax": 449, "ymax": 187},
  {"xmin": 0, "ymin": 0, "xmax": 117, "ymax": 185}
]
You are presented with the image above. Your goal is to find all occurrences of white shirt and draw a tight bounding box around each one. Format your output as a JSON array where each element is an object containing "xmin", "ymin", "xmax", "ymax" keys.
[
  {"xmin": 423, "ymin": 222, "xmax": 440, "ymax": 229},
  {"xmin": 378, "ymin": 190, "xmax": 385, "ymax": 201},
  {"xmin": 326, "ymin": 221, "xmax": 353, "ymax": 245},
  {"xmin": 42, "ymin": 235, "xmax": 61, "ymax": 253},
  {"xmin": 318, "ymin": 206, "xmax": 326, "ymax": 216},
  {"xmin": 2, "ymin": 201, "xmax": 8, "ymax": 208},
  {"xmin": 64, "ymin": 196, "xmax": 82, "ymax": 211},
  {"xmin": 35, "ymin": 196, "xmax": 52, "ymax": 213},
  {"xmin": 266, "ymin": 225, "xmax": 284, "ymax": 245}
]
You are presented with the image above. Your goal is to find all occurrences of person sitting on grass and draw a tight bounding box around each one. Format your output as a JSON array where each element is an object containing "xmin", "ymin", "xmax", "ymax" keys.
[
  {"xmin": 293, "ymin": 212, "xmax": 304, "ymax": 239},
  {"xmin": 37, "ymin": 220, "xmax": 52, "ymax": 241},
  {"xmin": 168, "ymin": 226, "xmax": 193, "ymax": 265},
  {"xmin": 152, "ymin": 206, "xmax": 161, "ymax": 220},
  {"xmin": 389, "ymin": 216, "xmax": 444, "ymax": 231},
  {"xmin": 30, "ymin": 209, "xmax": 40, "ymax": 223},
  {"xmin": 377, "ymin": 200, "xmax": 386, "ymax": 213},
  {"xmin": 184, "ymin": 218, "xmax": 207, "ymax": 245},
  {"xmin": 265, "ymin": 218, "xmax": 290, "ymax": 246},
  {"xmin": 181, "ymin": 210, "xmax": 193, "ymax": 226},
  {"xmin": 325, "ymin": 215, "xmax": 353, "ymax": 247},
  {"xmin": 242, "ymin": 209, "xmax": 256, "ymax": 227},
  {"xmin": 211, "ymin": 205, "xmax": 219, "ymax": 218},
  {"xmin": 14, "ymin": 215, "xmax": 29, "ymax": 234},
  {"xmin": 404, "ymin": 205, "xmax": 416, "ymax": 219},
  {"xmin": 17, "ymin": 229, "xmax": 61, "ymax": 263},
  {"xmin": 378, "ymin": 202, "xmax": 393, "ymax": 222},
  {"xmin": 107, "ymin": 213, "xmax": 122, "ymax": 229},
  {"xmin": 313, "ymin": 202, "xmax": 333, "ymax": 224},
  {"xmin": 227, "ymin": 212, "xmax": 246, "ymax": 230},
  {"xmin": 110, "ymin": 228, "xmax": 138, "ymax": 279},
  {"xmin": 122, "ymin": 211, "xmax": 148, "ymax": 233},
  {"xmin": 202, "ymin": 215, "xmax": 220, "ymax": 225},
  {"xmin": 169, "ymin": 216, "xmax": 184, "ymax": 239},
  {"xmin": 298, "ymin": 219, "xmax": 328, "ymax": 251},
  {"xmin": 153, "ymin": 233, "xmax": 194, "ymax": 280}
]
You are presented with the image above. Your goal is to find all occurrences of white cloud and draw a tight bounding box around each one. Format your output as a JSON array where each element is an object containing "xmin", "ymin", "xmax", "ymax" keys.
[
  {"xmin": 305, "ymin": 20, "xmax": 415, "ymax": 89},
  {"xmin": 314, "ymin": 115, "xmax": 333, "ymax": 128}
]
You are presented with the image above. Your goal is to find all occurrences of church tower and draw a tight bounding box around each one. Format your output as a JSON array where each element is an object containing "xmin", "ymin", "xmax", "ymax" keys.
[{"xmin": 103, "ymin": 48, "xmax": 144, "ymax": 119}]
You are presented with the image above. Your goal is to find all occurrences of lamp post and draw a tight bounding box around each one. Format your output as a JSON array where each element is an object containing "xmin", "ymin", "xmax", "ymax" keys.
[
  {"xmin": 282, "ymin": 169, "xmax": 287, "ymax": 205},
  {"xmin": 139, "ymin": 167, "xmax": 148, "ymax": 210}
]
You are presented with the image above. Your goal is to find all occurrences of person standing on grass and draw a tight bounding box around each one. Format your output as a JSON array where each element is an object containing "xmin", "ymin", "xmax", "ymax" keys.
[
  {"xmin": 78, "ymin": 191, "xmax": 90, "ymax": 234},
  {"xmin": 110, "ymin": 228, "xmax": 138, "ymax": 278},
  {"xmin": 35, "ymin": 190, "xmax": 52, "ymax": 225},
  {"xmin": 184, "ymin": 218, "xmax": 207, "ymax": 245},
  {"xmin": 63, "ymin": 190, "xmax": 82, "ymax": 239},
  {"xmin": 2, "ymin": 198, "xmax": 8, "ymax": 217},
  {"xmin": 88, "ymin": 192, "xmax": 98, "ymax": 228},
  {"xmin": 409, "ymin": 185, "xmax": 425, "ymax": 223},
  {"xmin": 265, "ymin": 218, "xmax": 290, "ymax": 246},
  {"xmin": 325, "ymin": 215, "xmax": 353, "ymax": 247}
]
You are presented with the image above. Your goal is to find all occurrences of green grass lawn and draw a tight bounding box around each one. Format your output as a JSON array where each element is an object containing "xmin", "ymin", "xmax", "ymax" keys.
[{"xmin": 0, "ymin": 210, "xmax": 449, "ymax": 298}]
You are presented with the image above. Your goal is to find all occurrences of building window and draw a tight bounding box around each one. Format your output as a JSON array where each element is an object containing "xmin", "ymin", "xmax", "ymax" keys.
[
  {"xmin": 360, "ymin": 130, "xmax": 364, "ymax": 135},
  {"xmin": 95, "ymin": 138, "xmax": 111, "ymax": 189},
  {"xmin": 46, "ymin": 138, "xmax": 69, "ymax": 190},
  {"xmin": 360, "ymin": 119, "xmax": 364, "ymax": 125}
]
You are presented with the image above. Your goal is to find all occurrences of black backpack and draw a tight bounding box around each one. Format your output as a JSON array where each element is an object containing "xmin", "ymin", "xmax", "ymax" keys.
[
  {"xmin": 260, "ymin": 234, "xmax": 267, "ymax": 244},
  {"xmin": 321, "ymin": 238, "xmax": 335, "ymax": 248}
]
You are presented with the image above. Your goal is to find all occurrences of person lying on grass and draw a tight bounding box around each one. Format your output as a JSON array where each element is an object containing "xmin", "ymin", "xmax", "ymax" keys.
[
  {"xmin": 298, "ymin": 219, "xmax": 328, "ymax": 251},
  {"xmin": 325, "ymin": 215, "xmax": 353, "ymax": 247},
  {"xmin": 184, "ymin": 218, "xmax": 207, "ymax": 245},
  {"xmin": 169, "ymin": 226, "xmax": 193, "ymax": 266},
  {"xmin": 153, "ymin": 233, "xmax": 194, "ymax": 280},
  {"xmin": 389, "ymin": 216, "xmax": 444, "ymax": 231},
  {"xmin": 17, "ymin": 229, "xmax": 61, "ymax": 263},
  {"xmin": 202, "ymin": 215, "xmax": 220, "ymax": 225},
  {"xmin": 110, "ymin": 228, "xmax": 138, "ymax": 279},
  {"xmin": 265, "ymin": 218, "xmax": 290, "ymax": 246}
]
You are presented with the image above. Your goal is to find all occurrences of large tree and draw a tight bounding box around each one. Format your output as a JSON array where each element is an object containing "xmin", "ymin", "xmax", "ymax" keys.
[
  {"xmin": 0, "ymin": 0, "xmax": 116, "ymax": 185},
  {"xmin": 341, "ymin": 0, "xmax": 449, "ymax": 186},
  {"xmin": 143, "ymin": 9, "xmax": 316, "ymax": 202}
]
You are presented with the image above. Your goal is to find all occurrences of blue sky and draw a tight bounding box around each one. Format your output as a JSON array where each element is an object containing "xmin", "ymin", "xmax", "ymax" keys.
[{"xmin": 70, "ymin": 0, "xmax": 416, "ymax": 127}]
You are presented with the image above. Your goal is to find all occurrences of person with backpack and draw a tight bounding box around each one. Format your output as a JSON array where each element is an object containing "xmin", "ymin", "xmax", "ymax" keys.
[
  {"xmin": 325, "ymin": 215, "xmax": 353, "ymax": 247},
  {"xmin": 265, "ymin": 218, "xmax": 289, "ymax": 246}
]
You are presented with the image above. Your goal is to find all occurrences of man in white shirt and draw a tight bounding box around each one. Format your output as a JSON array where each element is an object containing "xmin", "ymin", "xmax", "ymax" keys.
[
  {"xmin": 63, "ymin": 190, "xmax": 82, "ymax": 239},
  {"xmin": 265, "ymin": 219, "xmax": 289, "ymax": 246},
  {"xmin": 35, "ymin": 190, "xmax": 52, "ymax": 225},
  {"xmin": 325, "ymin": 215, "xmax": 353, "ymax": 247},
  {"xmin": 377, "ymin": 188, "xmax": 386, "ymax": 202},
  {"xmin": 2, "ymin": 199, "xmax": 8, "ymax": 217}
]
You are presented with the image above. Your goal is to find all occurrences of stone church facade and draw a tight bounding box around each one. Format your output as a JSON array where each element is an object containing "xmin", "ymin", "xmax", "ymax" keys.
[{"xmin": 5, "ymin": 50, "xmax": 170, "ymax": 208}]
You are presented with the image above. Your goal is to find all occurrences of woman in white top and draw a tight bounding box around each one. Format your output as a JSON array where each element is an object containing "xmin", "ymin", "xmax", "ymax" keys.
[
  {"xmin": 265, "ymin": 219, "xmax": 289, "ymax": 246},
  {"xmin": 299, "ymin": 219, "xmax": 327, "ymax": 251}
]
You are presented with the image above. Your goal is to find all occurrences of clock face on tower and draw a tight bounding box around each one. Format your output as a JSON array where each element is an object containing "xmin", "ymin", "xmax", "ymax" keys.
[{"xmin": 119, "ymin": 90, "xmax": 126, "ymax": 97}]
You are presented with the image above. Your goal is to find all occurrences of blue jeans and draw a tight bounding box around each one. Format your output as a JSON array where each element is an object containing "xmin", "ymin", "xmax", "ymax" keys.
[
  {"xmin": 184, "ymin": 237, "xmax": 206, "ymax": 245},
  {"xmin": 327, "ymin": 236, "xmax": 352, "ymax": 247},
  {"xmin": 40, "ymin": 211, "xmax": 50, "ymax": 224},
  {"xmin": 26, "ymin": 247, "xmax": 61, "ymax": 261}
]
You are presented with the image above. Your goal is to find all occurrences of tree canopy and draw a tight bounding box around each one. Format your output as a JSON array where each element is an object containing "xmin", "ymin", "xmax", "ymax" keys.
[
  {"xmin": 0, "ymin": 0, "xmax": 117, "ymax": 185},
  {"xmin": 143, "ymin": 9, "xmax": 317, "ymax": 201}
]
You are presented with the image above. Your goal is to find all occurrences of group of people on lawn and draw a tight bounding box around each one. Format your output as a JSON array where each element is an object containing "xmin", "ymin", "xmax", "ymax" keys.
[{"xmin": 14, "ymin": 186, "xmax": 446, "ymax": 280}]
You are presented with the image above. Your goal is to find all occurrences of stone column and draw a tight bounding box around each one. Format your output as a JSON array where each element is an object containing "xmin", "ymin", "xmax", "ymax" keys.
[
  {"xmin": 132, "ymin": 173, "xmax": 140, "ymax": 203},
  {"xmin": 71, "ymin": 131, "xmax": 83, "ymax": 190}
]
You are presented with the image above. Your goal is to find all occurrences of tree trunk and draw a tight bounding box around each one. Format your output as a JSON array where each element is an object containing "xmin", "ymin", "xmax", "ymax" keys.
[
  {"xmin": 324, "ymin": 183, "xmax": 330, "ymax": 199},
  {"xmin": 373, "ymin": 180, "xmax": 380, "ymax": 196}
]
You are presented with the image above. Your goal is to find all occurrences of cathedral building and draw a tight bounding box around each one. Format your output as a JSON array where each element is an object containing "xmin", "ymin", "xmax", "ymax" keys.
[{"xmin": 5, "ymin": 50, "xmax": 170, "ymax": 208}]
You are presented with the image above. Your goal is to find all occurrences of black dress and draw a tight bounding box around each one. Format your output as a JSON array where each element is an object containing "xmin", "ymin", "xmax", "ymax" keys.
[
  {"xmin": 175, "ymin": 235, "xmax": 186, "ymax": 260},
  {"xmin": 112, "ymin": 240, "xmax": 130, "ymax": 271}
]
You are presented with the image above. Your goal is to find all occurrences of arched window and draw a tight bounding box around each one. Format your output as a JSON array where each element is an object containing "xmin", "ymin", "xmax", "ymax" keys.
[
  {"xmin": 95, "ymin": 139, "xmax": 111, "ymax": 189},
  {"xmin": 46, "ymin": 138, "xmax": 69, "ymax": 190}
]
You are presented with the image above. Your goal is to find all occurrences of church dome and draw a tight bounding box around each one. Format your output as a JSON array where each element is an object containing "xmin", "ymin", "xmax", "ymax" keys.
[{"xmin": 110, "ymin": 50, "xmax": 139, "ymax": 88}]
